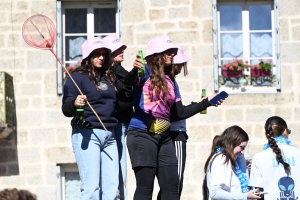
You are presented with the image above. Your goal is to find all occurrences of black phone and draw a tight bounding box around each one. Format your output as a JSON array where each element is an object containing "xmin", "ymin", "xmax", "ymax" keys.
[{"xmin": 209, "ymin": 91, "xmax": 228, "ymax": 106}]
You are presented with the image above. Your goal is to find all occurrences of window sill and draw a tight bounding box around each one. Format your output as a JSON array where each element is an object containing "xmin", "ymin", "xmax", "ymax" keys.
[{"xmin": 219, "ymin": 85, "xmax": 278, "ymax": 94}]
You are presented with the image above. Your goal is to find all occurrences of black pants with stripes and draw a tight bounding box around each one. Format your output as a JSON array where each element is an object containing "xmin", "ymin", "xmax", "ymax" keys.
[{"xmin": 158, "ymin": 131, "xmax": 187, "ymax": 199}]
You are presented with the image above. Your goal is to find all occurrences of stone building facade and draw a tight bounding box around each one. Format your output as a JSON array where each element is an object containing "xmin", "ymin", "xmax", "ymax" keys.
[{"xmin": 0, "ymin": 0, "xmax": 299, "ymax": 199}]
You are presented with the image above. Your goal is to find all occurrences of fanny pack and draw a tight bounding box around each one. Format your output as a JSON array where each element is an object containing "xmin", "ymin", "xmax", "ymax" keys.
[{"xmin": 149, "ymin": 119, "xmax": 170, "ymax": 134}]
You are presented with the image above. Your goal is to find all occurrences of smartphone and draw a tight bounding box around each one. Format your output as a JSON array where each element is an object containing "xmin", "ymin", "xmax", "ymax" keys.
[
  {"xmin": 209, "ymin": 91, "xmax": 228, "ymax": 106},
  {"xmin": 254, "ymin": 191, "xmax": 268, "ymax": 195}
]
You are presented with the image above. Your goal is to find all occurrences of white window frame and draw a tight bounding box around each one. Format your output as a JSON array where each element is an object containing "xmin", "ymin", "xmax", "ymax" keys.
[
  {"xmin": 213, "ymin": 0, "xmax": 280, "ymax": 94},
  {"xmin": 56, "ymin": 164, "xmax": 80, "ymax": 200},
  {"xmin": 56, "ymin": 0, "xmax": 121, "ymax": 95}
]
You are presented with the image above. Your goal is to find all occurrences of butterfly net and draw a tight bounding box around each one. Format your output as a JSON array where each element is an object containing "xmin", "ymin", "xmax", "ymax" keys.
[{"xmin": 22, "ymin": 14, "xmax": 56, "ymax": 50}]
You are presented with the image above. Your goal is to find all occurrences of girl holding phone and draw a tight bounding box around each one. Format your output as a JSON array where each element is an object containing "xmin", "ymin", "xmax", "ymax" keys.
[
  {"xmin": 124, "ymin": 35, "xmax": 221, "ymax": 200},
  {"xmin": 204, "ymin": 126, "xmax": 261, "ymax": 199}
]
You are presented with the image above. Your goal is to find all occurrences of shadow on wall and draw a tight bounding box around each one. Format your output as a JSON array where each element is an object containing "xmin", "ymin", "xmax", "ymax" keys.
[{"xmin": 0, "ymin": 72, "xmax": 19, "ymax": 176}]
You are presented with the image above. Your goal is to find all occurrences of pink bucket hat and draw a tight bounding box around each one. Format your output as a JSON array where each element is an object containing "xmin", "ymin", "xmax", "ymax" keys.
[
  {"xmin": 173, "ymin": 45, "xmax": 190, "ymax": 64},
  {"xmin": 145, "ymin": 35, "xmax": 178, "ymax": 58},
  {"xmin": 81, "ymin": 37, "xmax": 109, "ymax": 60},
  {"xmin": 102, "ymin": 34, "xmax": 127, "ymax": 53}
]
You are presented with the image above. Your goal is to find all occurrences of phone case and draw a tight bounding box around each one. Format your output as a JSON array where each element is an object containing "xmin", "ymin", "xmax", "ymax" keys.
[{"xmin": 209, "ymin": 91, "xmax": 229, "ymax": 106}]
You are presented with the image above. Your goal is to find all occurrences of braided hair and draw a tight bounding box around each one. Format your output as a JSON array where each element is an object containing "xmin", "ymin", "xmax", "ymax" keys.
[{"xmin": 265, "ymin": 116, "xmax": 290, "ymax": 174}]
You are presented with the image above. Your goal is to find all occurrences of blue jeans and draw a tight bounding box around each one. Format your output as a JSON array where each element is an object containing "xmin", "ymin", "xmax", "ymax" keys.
[
  {"xmin": 115, "ymin": 123, "xmax": 127, "ymax": 200},
  {"xmin": 72, "ymin": 128, "xmax": 119, "ymax": 200}
]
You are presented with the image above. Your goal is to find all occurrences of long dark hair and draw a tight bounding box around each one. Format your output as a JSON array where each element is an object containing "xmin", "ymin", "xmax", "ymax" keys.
[
  {"xmin": 204, "ymin": 125, "xmax": 249, "ymax": 174},
  {"xmin": 73, "ymin": 49, "xmax": 117, "ymax": 91},
  {"xmin": 265, "ymin": 116, "xmax": 290, "ymax": 174},
  {"xmin": 145, "ymin": 52, "xmax": 175, "ymax": 102}
]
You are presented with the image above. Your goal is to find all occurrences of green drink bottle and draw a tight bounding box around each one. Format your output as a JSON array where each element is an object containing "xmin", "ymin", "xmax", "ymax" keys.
[
  {"xmin": 200, "ymin": 89, "xmax": 207, "ymax": 114},
  {"xmin": 76, "ymin": 106, "xmax": 84, "ymax": 121},
  {"xmin": 138, "ymin": 50, "xmax": 145, "ymax": 77}
]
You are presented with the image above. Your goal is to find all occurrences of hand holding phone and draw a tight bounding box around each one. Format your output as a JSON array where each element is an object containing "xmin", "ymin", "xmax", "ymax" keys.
[{"xmin": 209, "ymin": 91, "xmax": 229, "ymax": 106}]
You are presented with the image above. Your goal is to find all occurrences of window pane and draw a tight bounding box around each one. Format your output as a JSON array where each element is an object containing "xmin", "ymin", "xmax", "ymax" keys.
[
  {"xmin": 65, "ymin": 9, "xmax": 87, "ymax": 33},
  {"xmin": 94, "ymin": 8, "xmax": 116, "ymax": 33},
  {"xmin": 65, "ymin": 36, "xmax": 87, "ymax": 61},
  {"xmin": 220, "ymin": 33, "xmax": 243, "ymax": 58},
  {"xmin": 65, "ymin": 172, "xmax": 81, "ymax": 200},
  {"xmin": 249, "ymin": 5, "xmax": 272, "ymax": 30},
  {"xmin": 250, "ymin": 33, "xmax": 272, "ymax": 58},
  {"xmin": 219, "ymin": 5, "xmax": 242, "ymax": 31}
]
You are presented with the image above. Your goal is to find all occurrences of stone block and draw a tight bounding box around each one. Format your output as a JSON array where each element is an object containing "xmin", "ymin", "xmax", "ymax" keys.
[
  {"xmin": 172, "ymin": 0, "xmax": 190, "ymax": 5},
  {"xmin": 168, "ymin": 31, "xmax": 200, "ymax": 43},
  {"xmin": 0, "ymin": 165, "xmax": 7, "ymax": 175},
  {"xmin": 45, "ymin": 164, "xmax": 56, "ymax": 185},
  {"xmin": 17, "ymin": 1, "xmax": 28, "ymax": 10},
  {"xmin": 192, "ymin": 0, "xmax": 212, "ymax": 18},
  {"xmin": 179, "ymin": 21, "xmax": 198, "ymax": 29},
  {"xmin": 44, "ymin": 147, "xmax": 75, "ymax": 163},
  {"xmin": 0, "ymin": 176, "xmax": 26, "ymax": 186},
  {"xmin": 32, "ymin": 98, "xmax": 42, "ymax": 108},
  {"xmin": 27, "ymin": 50, "xmax": 56, "ymax": 70},
  {"xmin": 200, "ymin": 67, "xmax": 214, "ymax": 90},
  {"xmin": 292, "ymin": 26, "xmax": 300, "ymax": 40},
  {"xmin": 30, "ymin": 129, "xmax": 55, "ymax": 146},
  {"xmin": 202, "ymin": 20, "xmax": 213, "ymax": 43},
  {"xmin": 0, "ymin": 13, "xmax": 8, "ymax": 23},
  {"xmin": 9, "ymin": 12, "xmax": 30, "ymax": 24},
  {"xmin": 274, "ymin": 107, "xmax": 292, "ymax": 121},
  {"xmin": 45, "ymin": 111, "xmax": 69, "ymax": 125},
  {"xmin": 35, "ymin": 186, "xmax": 56, "ymax": 200},
  {"xmin": 176, "ymin": 80, "xmax": 195, "ymax": 92},
  {"xmin": 31, "ymin": 1, "xmax": 56, "ymax": 19},
  {"xmin": 291, "ymin": 18, "xmax": 300, "ymax": 24},
  {"xmin": 21, "ymin": 165, "xmax": 42, "ymax": 175},
  {"xmin": 17, "ymin": 130, "xmax": 28, "ymax": 145},
  {"xmin": 8, "ymin": 164, "xmax": 19, "ymax": 174},
  {"xmin": 280, "ymin": 19, "xmax": 289, "ymax": 41},
  {"xmin": 281, "ymin": 43, "xmax": 300, "ymax": 63},
  {"xmin": 288, "ymin": 123, "xmax": 300, "ymax": 140},
  {"xmin": 0, "ymin": 2, "xmax": 11, "ymax": 11},
  {"xmin": 123, "ymin": 0, "xmax": 146, "ymax": 23},
  {"xmin": 154, "ymin": 22, "xmax": 175, "ymax": 30},
  {"xmin": 136, "ymin": 33, "xmax": 162, "ymax": 46},
  {"xmin": 0, "ymin": 148, "xmax": 16, "ymax": 162},
  {"xmin": 295, "ymin": 107, "xmax": 300, "ymax": 120},
  {"xmin": 279, "ymin": 0, "xmax": 300, "ymax": 16},
  {"xmin": 149, "ymin": 9, "xmax": 165, "ymax": 21},
  {"xmin": 150, "ymin": 0, "xmax": 169, "ymax": 6},
  {"xmin": 191, "ymin": 46, "xmax": 213, "ymax": 66},
  {"xmin": 18, "ymin": 148, "xmax": 40, "ymax": 163},
  {"xmin": 44, "ymin": 71, "xmax": 57, "ymax": 94},
  {"xmin": 225, "ymin": 109, "xmax": 244, "ymax": 123},
  {"xmin": 18, "ymin": 111, "xmax": 44, "ymax": 127},
  {"xmin": 253, "ymin": 124, "xmax": 265, "ymax": 139},
  {"xmin": 21, "ymin": 84, "xmax": 41, "ymax": 95},
  {"xmin": 136, "ymin": 23, "xmax": 153, "ymax": 32},
  {"xmin": 168, "ymin": 7, "xmax": 189, "ymax": 19},
  {"xmin": 25, "ymin": 72, "xmax": 42, "ymax": 82},
  {"xmin": 56, "ymin": 128, "xmax": 72, "ymax": 144},
  {"xmin": 122, "ymin": 25, "xmax": 134, "ymax": 45},
  {"xmin": 246, "ymin": 108, "xmax": 272, "ymax": 122},
  {"xmin": 27, "ymin": 175, "xmax": 43, "ymax": 185},
  {"xmin": 188, "ymin": 126, "xmax": 212, "ymax": 142}
]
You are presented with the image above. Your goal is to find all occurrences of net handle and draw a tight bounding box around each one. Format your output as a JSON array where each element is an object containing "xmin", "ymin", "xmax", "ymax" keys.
[{"xmin": 50, "ymin": 49, "xmax": 108, "ymax": 131}]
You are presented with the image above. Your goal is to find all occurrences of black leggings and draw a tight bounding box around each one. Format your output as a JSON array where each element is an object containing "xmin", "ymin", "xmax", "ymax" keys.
[{"xmin": 133, "ymin": 166, "xmax": 179, "ymax": 200}]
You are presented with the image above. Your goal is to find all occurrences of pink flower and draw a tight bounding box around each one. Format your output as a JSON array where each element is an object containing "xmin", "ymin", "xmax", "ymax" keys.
[
  {"xmin": 259, "ymin": 58, "xmax": 263, "ymax": 62},
  {"xmin": 229, "ymin": 66, "xmax": 233, "ymax": 70},
  {"xmin": 238, "ymin": 67, "xmax": 242, "ymax": 70},
  {"xmin": 68, "ymin": 65, "xmax": 76, "ymax": 70},
  {"xmin": 226, "ymin": 63, "xmax": 231, "ymax": 68},
  {"xmin": 233, "ymin": 62, "xmax": 237, "ymax": 67},
  {"xmin": 234, "ymin": 58, "xmax": 239, "ymax": 62},
  {"xmin": 76, "ymin": 60, "xmax": 82, "ymax": 64},
  {"xmin": 245, "ymin": 60, "xmax": 248, "ymax": 64}
]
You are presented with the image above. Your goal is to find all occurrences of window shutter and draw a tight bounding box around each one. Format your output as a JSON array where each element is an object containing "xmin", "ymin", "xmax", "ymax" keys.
[{"xmin": 212, "ymin": 0, "xmax": 219, "ymax": 92}]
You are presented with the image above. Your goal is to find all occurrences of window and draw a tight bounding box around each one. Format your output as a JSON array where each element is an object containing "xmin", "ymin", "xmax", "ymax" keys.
[
  {"xmin": 213, "ymin": 0, "xmax": 280, "ymax": 93},
  {"xmin": 56, "ymin": 164, "xmax": 80, "ymax": 200},
  {"xmin": 56, "ymin": 0, "xmax": 121, "ymax": 95}
]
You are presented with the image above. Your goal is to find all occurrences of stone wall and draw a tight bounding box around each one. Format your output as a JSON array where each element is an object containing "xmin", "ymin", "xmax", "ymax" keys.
[{"xmin": 0, "ymin": 0, "xmax": 299, "ymax": 199}]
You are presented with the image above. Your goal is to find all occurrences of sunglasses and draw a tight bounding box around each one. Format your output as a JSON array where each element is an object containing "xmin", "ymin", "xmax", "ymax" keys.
[{"xmin": 287, "ymin": 129, "xmax": 291, "ymax": 135}]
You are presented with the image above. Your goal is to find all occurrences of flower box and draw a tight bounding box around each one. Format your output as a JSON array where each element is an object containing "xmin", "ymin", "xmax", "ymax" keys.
[
  {"xmin": 251, "ymin": 68, "xmax": 271, "ymax": 77},
  {"xmin": 222, "ymin": 66, "xmax": 243, "ymax": 78}
]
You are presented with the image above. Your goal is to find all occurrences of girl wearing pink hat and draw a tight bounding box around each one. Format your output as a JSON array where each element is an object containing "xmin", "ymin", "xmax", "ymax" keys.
[
  {"xmin": 62, "ymin": 37, "xmax": 120, "ymax": 200},
  {"xmin": 124, "ymin": 36, "xmax": 222, "ymax": 200}
]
